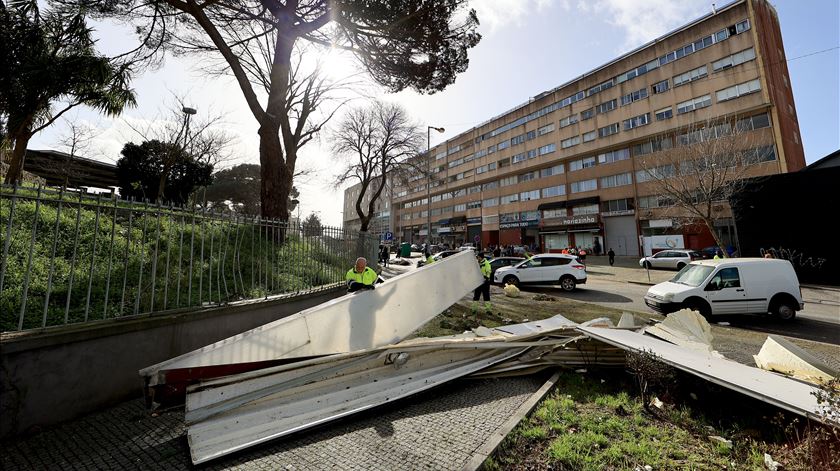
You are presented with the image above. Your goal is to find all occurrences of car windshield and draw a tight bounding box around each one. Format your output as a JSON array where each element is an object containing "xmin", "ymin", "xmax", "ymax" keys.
[{"xmin": 670, "ymin": 264, "xmax": 714, "ymax": 286}]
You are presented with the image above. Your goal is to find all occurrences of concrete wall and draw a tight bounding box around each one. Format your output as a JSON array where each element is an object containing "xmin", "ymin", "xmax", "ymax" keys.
[{"xmin": 0, "ymin": 287, "xmax": 344, "ymax": 438}]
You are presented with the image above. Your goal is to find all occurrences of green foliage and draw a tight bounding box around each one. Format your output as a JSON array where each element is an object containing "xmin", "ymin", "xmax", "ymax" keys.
[
  {"xmin": 0, "ymin": 190, "xmax": 354, "ymax": 332},
  {"xmin": 116, "ymin": 140, "xmax": 213, "ymax": 205}
]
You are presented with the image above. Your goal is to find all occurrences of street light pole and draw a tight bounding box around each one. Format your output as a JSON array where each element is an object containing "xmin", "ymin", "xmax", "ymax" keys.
[{"xmin": 427, "ymin": 126, "xmax": 445, "ymax": 244}]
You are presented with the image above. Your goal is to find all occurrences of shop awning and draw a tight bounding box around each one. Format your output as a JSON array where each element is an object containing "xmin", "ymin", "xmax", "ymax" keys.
[
  {"xmin": 536, "ymin": 196, "xmax": 600, "ymax": 211},
  {"xmin": 437, "ymin": 218, "xmax": 450, "ymax": 225},
  {"xmin": 449, "ymin": 216, "xmax": 466, "ymax": 224},
  {"xmin": 537, "ymin": 201, "xmax": 568, "ymax": 211}
]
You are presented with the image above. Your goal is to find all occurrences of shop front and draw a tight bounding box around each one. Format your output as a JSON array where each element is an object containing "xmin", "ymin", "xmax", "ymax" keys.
[
  {"xmin": 539, "ymin": 214, "xmax": 602, "ymax": 252},
  {"xmin": 498, "ymin": 212, "xmax": 540, "ymax": 248}
]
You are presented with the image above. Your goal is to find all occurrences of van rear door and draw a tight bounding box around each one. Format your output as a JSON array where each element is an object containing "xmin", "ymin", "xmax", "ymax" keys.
[{"xmin": 703, "ymin": 267, "xmax": 748, "ymax": 314}]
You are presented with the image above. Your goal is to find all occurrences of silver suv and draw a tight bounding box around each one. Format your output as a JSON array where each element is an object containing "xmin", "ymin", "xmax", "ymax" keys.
[{"xmin": 639, "ymin": 249, "xmax": 703, "ymax": 270}]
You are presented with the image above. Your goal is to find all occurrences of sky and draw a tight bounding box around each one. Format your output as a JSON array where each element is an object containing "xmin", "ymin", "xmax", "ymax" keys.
[{"xmin": 29, "ymin": 0, "xmax": 840, "ymax": 227}]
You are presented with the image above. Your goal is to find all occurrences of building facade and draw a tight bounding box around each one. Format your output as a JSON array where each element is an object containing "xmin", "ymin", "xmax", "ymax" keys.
[
  {"xmin": 388, "ymin": 0, "xmax": 803, "ymax": 256},
  {"xmin": 342, "ymin": 176, "xmax": 394, "ymax": 236}
]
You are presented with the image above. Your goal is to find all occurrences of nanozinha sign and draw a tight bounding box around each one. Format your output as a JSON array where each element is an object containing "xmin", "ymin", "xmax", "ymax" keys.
[{"xmin": 550, "ymin": 215, "xmax": 598, "ymax": 227}]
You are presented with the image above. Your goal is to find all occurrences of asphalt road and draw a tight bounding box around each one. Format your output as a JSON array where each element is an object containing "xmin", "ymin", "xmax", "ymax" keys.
[{"xmin": 526, "ymin": 277, "xmax": 840, "ymax": 346}]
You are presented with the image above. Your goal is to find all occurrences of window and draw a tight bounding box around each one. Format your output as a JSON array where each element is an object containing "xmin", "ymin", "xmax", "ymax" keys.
[
  {"xmin": 638, "ymin": 194, "xmax": 674, "ymax": 208},
  {"xmin": 538, "ymin": 123, "xmax": 556, "ymax": 136},
  {"xmin": 500, "ymin": 176, "xmax": 517, "ymax": 187},
  {"xmin": 569, "ymin": 156, "xmax": 596, "ymax": 171},
  {"xmin": 435, "ymin": 151, "xmax": 447, "ymax": 160},
  {"xmin": 542, "ymin": 208, "xmax": 566, "ymax": 219},
  {"xmin": 475, "ymin": 148, "xmax": 487, "ymax": 158},
  {"xmin": 561, "ymin": 136, "xmax": 581, "ymax": 149},
  {"xmin": 600, "ymin": 172, "xmax": 632, "ymax": 188},
  {"xmin": 602, "ymin": 198, "xmax": 634, "ymax": 213},
  {"xmin": 587, "ymin": 79, "xmax": 615, "ymax": 96},
  {"xmin": 572, "ymin": 203, "xmax": 599, "ymax": 215},
  {"xmin": 597, "ymin": 148, "xmax": 630, "ymax": 164},
  {"xmin": 709, "ymin": 268, "xmax": 741, "ymax": 289},
  {"xmin": 454, "ymin": 203, "xmax": 466, "ymax": 212},
  {"xmin": 652, "ymin": 79, "xmax": 669, "ymax": 94},
  {"xmin": 580, "ymin": 108, "xmax": 595, "ymax": 120},
  {"xmin": 511, "ymin": 134, "xmax": 526, "ymax": 146},
  {"xmin": 742, "ymin": 145, "xmax": 777, "ymax": 165},
  {"xmin": 633, "ymin": 136, "xmax": 672, "ymax": 156},
  {"xmin": 674, "ymin": 65, "xmax": 708, "ymax": 86},
  {"xmin": 526, "ymin": 149, "xmax": 538, "ymax": 159},
  {"xmin": 713, "ymin": 47, "xmax": 756, "ymax": 71},
  {"xmin": 520, "ymin": 190, "xmax": 540, "ymax": 201},
  {"xmin": 512, "ymin": 152, "xmax": 527, "ymax": 164},
  {"xmin": 570, "ymin": 179, "xmax": 597, "ymax": 193},
  {"xmin": 497, "ymin": 140, "xmax": 510, "ymax": 151},
  {"xmin": 482, "ymin": 181, "xmax": 498, "ymax": 190},
  {"xmin": 623, "ymin": 113, "xmax": 650, "ymax": 130},
  {"xmin": 518, "ymin": 171, "xmax": 538, "ymax": 183},
  {"xmin": 468, "ymin": 185, "xmax": 481, "ymax": 194},
  {"xmin": 526, "ymin": 130, "xmax": 537, "ymax": 141},
  {"xmin": 735, "ymin": 19, "xmax": 750, "ymax": 34},
  {"xmin": 482, "ymin": 214, "xmax": 499, "ymax": 224},
  {"xmin": 583, "ymin": 131, "xmax": 597, "ymax": 142},
  {"xmin": 540, "ymin": 164, "xmax": 564, "ymax": 177},
  {"xmin": 655, "ymin": 107, "xmax": 673, "ymax": 121},
  {"xmin": 736, "ymin": 113, "xmax": 770, "ymax": 131},
  {"xmin": 677, "ymin": 95, "xmax": 711, "ymax": 114},
  {"xmin": 598, "ymin": 123, "xmax": 620, "ymax": 138},
  {"xmin": 467, "ymin": 201, "xmax": 481, "ymax": 209},
  {"xmin": 498, "ymin": 157, "xmax": 511, "ymax": 168},
  {"xmin": 448, "ymin": 158, "xmax": 464, "ymax": 168},
  {"xmin": 621, "ymin": 88, "xmax": 648, "ymax": 106},
  {"xmin": 482, "ymin": 197, "xmax": 499, "ymax": 207},
  {"xmin": 541, "ymin": 185, "xmax": 565, "ymax": 198},
  {"xmin": 636, "ymin": 164, "xmax": 675, "ymax": 182},
  {"xmin": 538, "ymin": 143, "xmax": 556, "ymax": 155},
  {"xmin": 596, "ymin": 99, "xmax": 617, "ymax": 114},
  {"xmin": 475, "ymin": 162, "xmax": 497, "ymax": 174},
  {"xmin": 717, "ymin": 79, "xmax": 761, "ymax": 102},
  {"xmin": 559, "ymin": 115, "xmax": 578, "ymax": 128},
  {"xmin": 500, "ymin": 193, "xmax": 519, "ymax": 204}
]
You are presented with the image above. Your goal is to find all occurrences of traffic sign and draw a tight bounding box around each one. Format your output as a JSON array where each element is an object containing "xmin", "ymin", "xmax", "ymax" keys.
[
  {"xmin": 473, "ymin": 235, "xmax": 480, "ymax": 243},
  {"xmin": 384, "ymin": 231, "xmax": 394, "ymax": 241}
]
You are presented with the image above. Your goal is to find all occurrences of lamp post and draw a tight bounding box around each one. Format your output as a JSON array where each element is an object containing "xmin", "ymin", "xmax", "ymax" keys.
[{"xmin": 427, "ymin": 126, "xmax": 445, "ymax": 244}]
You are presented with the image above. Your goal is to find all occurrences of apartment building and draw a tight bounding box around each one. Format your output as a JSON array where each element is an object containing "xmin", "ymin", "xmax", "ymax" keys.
[
  {"xmin": 343, "ymin": 176, "xmax": 394, "ymax": 235},
  {"xmin": 386, "ymin": 0, "xmax": 803, "ymax": 256}
]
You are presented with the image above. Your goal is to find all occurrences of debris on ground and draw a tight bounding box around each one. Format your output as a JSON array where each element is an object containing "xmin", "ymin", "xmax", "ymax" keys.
[
  {"xmin": 532, "ymin": 293, "xmax": 556, "ymax": 301},
  {"xmin": 708, "ymin": 435, "xmax": 733, "ymax": 449},
  {"xmin": 643, "ymin": 309, "xmax": 720, "ymax": 355},
  {"xmin": 617, "ymin": 312, "xmax": 638, "ymax": 328},
  {"xmin": 753, "ymin": 335, "xmax": 838, "ymax": 385},
  {"xmin": 580, "ymin": 317, "xmax": 614, "ymax": 328},
  {"xmin": 503, "ymin": 283, "xmax": 521, "ymax": 297},
  {"xmin": 650, "ymin": 396, "xmax": 664, "ymax": 409},
  {"xmin": 764, "ymin": 453, "xmax": 780, "ymax": 471}
]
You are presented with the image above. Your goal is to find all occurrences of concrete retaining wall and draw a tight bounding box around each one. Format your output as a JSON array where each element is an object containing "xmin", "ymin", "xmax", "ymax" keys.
[{"xmin": 0, "ymin": 287, "xmax": 344, "ymax": 438}]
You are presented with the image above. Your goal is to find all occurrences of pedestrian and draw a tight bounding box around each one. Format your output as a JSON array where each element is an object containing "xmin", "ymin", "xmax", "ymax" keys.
[
  {"xmin": 471, "ymin": 252, "xmax": 492, "ymax": 318},
  {"xmin": 493, "ymin": 245, "xmax": 501, "ymax": 258},
  {"xmin": 346, "ymin": 257, "xmax": 379, "ymax": 292},
  {"xmin": 608, "ymin": 248, "xmax": 615, "ymax": 266},
  {"xmin": 424, "ymin": 244, "xmax": 435, "ymax": 265},
  {"xmin": 380, "ymin": 244, "xmax": 390, "ymax": 267},
  {"xmin": 593, "ymin": 237, "xmax": 602, "ymax": 256},
  {"xmin": 579, "ymin": 248, "xmax": 587, "ymax": 263}
]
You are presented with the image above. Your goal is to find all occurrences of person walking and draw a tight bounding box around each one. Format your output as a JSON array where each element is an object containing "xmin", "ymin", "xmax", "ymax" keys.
[
  {"xmin": 379, "ymin": 244, "xmax": 390, "ymax": 267},
  {"xmin": 493, "ymin": 245, "xmax": 501, "ymax": 258},
  {"xmin": 471, "ymin": 252, "xmax": 492, "ymax": 318},
  {"xmin": 608, "ymin": 248, "xmax": 615, "ymax": 266},
  {"xmin": 346, "ymin": 257, "xmax": 379, "ymax": 292}
]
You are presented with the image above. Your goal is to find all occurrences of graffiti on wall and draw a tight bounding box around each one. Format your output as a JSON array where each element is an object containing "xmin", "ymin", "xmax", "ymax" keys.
[{"xmin": 760, "ymin": 246, "xmax": 828, "ymax": 270}]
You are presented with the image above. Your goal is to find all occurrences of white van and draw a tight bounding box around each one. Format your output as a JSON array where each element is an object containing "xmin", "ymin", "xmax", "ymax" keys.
[{"xmin": 644, "ymin": 258, "xmax": 804, "ymax": 320}]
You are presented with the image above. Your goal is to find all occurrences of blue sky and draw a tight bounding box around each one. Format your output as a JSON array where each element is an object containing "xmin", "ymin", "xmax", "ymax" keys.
[{"xmin": 30, "ymin": 0, "xmax": 840, "ymax": 226}]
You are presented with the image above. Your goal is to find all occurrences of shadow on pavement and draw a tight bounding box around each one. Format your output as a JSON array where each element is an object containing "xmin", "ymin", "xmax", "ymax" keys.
[
  {"xmin": 714, "ymin": 315, "xmax": 840, "ymax": 346},
  {"xmin": 522, "ymin": 286, "xmax": 635, "ymax": 304}
]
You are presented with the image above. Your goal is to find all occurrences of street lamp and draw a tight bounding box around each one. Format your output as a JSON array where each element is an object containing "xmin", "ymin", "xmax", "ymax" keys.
[
  {"xmin": 180, "ymin": 106, "xmax": 197, "ymax": 151},
  {"xmin": 427, "ymin": 126, "xmax": 445, "ymax": 244}
]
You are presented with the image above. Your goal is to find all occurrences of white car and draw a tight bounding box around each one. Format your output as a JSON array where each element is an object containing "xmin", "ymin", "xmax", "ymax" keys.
[
  {"xmin": 644, "ymin": 258, "xmax": 804, "ymax": 320},
  {"xmin": 639, "ymin": 249, "xmax": 703, "ymax": 270},
  {"xmin": 493, "ymin": 254, "xmax": 587, "ymax": 291}
]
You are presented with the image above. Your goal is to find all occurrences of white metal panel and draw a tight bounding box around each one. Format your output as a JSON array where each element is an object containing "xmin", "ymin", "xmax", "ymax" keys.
[
  {"xmin": 577, "ymin": 326, "xmax": 826, "ymax": 421},
  {"xmin": 140, "ymin": 250, "xmax": 483, "ymax": 385}
]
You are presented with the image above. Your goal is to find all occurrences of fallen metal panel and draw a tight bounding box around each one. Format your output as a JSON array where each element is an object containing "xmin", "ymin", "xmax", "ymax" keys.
[
  {"xmin": 643, "ymin": 310, "xmax": 719, "ymax": 355},
  {"xmin": 578, "ymin": 326, "xmax": 826, "ymax": 422},
  {"xmin": 754, "ymin": 335, "xmax": 838, "ymax": 384},
  {"xmin": 140, "ymin": 250, "xmax": 483, "ymax": 388}
]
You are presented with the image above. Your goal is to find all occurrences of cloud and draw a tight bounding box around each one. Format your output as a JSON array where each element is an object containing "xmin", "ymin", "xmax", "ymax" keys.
[
  {"xmin": 475, "ymin": 0, "xmax": 556, "ymax": 32},
  {"xmin": 589, "ymin": 0, "xmax": 711, "ymax": 51}
]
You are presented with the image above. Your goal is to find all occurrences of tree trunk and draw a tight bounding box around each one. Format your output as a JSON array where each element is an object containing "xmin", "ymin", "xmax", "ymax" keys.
[
  {"xmin": 3, "ymin": 133, "xmax": 31, "ymax": 185},
  {"xmin": 258, "ymin": 124, "xmax": 287, "ymax": 220},
  {"xmin": 700, "ymin": 217, "xmax": 728, "ymax": 258}
]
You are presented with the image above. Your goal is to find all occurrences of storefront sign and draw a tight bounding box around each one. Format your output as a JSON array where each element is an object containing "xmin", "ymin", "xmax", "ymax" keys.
[
  {"xmin": 450, "ymin": 225, "xmax": 466, "ymax": 232},
  {"xmin": 466, "ymin": 217, "xmax": 482, "ymax": 225},
  {"xmin": 550, "ymin": 215, "xmax": 598, "ymax": 227},
  {"xmin": 437, "ymin": 227, "xmax": 451, "ymax": 234},
  {"xmin": 601, "ymin": 210, "xmax": 635, "ymax": 217},
  {"xmin": 499, "ymin": 220, "xmax": 540, "ymax": 229}
]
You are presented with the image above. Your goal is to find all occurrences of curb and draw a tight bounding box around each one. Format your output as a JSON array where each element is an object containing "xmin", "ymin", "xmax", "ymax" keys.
[
  {"xmin": 461, "ymin": 370, "xmax": 562, "ymax": 471},
  {"xmin": 627, "ymin": 280, "xmax": 656, "ymax": 286}
]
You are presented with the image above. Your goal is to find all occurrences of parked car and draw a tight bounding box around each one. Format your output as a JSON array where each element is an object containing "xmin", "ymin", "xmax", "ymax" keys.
[
  {"xmin": 639, "ymin": 249, "xmax": 703, "ymax": 270},
  {"xmin": 493, "ymin": 254, "xmax": 586, "ymax": 292},
  {"xmin": 487, "ymin": 256, "xmax": 525, "ymax": 279},
  {"xmin": 699, "ymin": 245, "xmax": 738, "ymax": 259},
  {"xmin": 416, "ymin": 250, "xmax": 460, "ymax": 267},
  {"xmin": 644, "ymin": 258, "xmax": 804, "ymax": 320}
]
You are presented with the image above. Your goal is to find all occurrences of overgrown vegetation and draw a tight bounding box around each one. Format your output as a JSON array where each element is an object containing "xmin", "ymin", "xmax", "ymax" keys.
[{"xmin": 0, "ymin": 190, "xmax": 356, "ymax": 331}]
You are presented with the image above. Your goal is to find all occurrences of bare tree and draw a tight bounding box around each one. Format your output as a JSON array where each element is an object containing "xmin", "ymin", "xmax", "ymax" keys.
[
  {"xmin": 636, "ymin": 117, "xmax": 773, "ymax": 255},
  {"xmin": 332, "ymin": 101, "xmax": 424, "ymax": 233}
]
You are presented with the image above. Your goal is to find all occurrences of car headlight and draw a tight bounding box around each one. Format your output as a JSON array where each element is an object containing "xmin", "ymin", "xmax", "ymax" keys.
[{"xmin": 662, "ymin": 293, "xmax": 674, "ymax": 302}]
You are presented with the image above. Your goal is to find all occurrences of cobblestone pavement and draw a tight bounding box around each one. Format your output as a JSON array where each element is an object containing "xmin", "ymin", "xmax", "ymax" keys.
[{"xmin": 1, "ymin": 375, "xmax": 545, "ymax": 470}]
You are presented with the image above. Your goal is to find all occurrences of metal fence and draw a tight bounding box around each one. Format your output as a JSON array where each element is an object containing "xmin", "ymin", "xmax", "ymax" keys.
[{"xmin": 0, "ymin": 184, "xmax": 378, "ymax": 332}]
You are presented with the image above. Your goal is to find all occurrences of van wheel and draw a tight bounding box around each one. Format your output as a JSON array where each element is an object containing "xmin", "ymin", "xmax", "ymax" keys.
[
  {"xmin": 686, "ymin": 299, "xmax": 711, "ymax": 320},
  {"xmin": 503, "ymin": 275, "xmax": 519, "ymax": 288},
  {"xmin": 772, "ymin": 300, "xmax": 797, "ymax": 321},
  {"xmin": 559, "ymin": 276, "xmax": 576, "ymax": 292},
  {"xmin": 643, "ymin": 261, "xmax": 652, "ymax": 269}
]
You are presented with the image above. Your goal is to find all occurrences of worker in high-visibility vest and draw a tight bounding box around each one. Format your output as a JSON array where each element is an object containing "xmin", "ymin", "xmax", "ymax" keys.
[
  {"xmin": 471, "ymin": 253, "xmax": 493, "ymax": 317},
  {"xmin": 346, "ymin": 257, "xmax": 379, "ymax": 292}
]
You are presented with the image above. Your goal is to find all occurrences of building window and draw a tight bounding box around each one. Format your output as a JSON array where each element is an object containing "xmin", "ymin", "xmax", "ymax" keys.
[
  {"xmin": 561, "ymin": 136, "xmax": 581, "ymax": 149},
  {"xmin": 633, "ymin": 136, "xmax": 672, "ymax": 156},
  {"xmin": 538, "ymin": 143, "xmax": 556, "ymax": 155},
  {"xmin": 482, "ymin": 197, "xmax": 499, "ymax": 207},
  {"xmin": 572, "ymin": 203, "xmax": 599, "ymax": 215},
  {"xmin": 569, "ymin": 156, "xmax": 596, "ymax": 171},
  {"xmin": 497, "ymin": 140, "xmax": 510, "ymax": 151},
  {"xmin": 527, "ymin": 149, "xmax": 538, "ymax": 159},
  {"xmin": 597, "ymin": 148, "xmax": 630, "ymax": 164},
  {"xmin": 500, "ymin": 176, "xmax": 517, "ymax": 187},
  {"xmin": 540, "ymin": 164, "xmax": 564, "ymax": 177},
  {"xmin": 570, "ymin": 179, "xmax": 597, "ymax": 193},
  {"xmin": 713, "ymin": 47, "xmax": 756, "ymax": 72},
  {"xmin": 580, "ymin": 108, "xmax": 595, "ymax": 120},
  {"xmin": 542, "ymin": 208, "xmax": 566, "ymax": 219},
  {"xmin": 674, "ymin": 65, "xmax": 708, "ymax": 86},
  {"xmin": 498, "ymin": 157, "xmax": 511, "ymax": 168},
  {"xmin": 526, "ymin": 130, "xmax": 537, "ymax": 140},
  {"xmin": 677, "ymin": 94, "xmax": 712, "ymax": 114},
  {"xmin": 596, "ymin": 99, "xmax": 617, "ymax": 114},
  {"xmin": 468, "ymin": 185, "xmax": 481, "ymax": 194},
  {"xmin": 512, "ymin": 152, "xmax": 527, "ymax": 164},
  {"xmin": 559, "ymin": 115, "xmax": 578, "ymax": 128},
  {"xmin": 623, "ymin": 113, "xmax": 650, "ymax": 131},
  {"xmin": 598, "ymin": 123, "xmax": 620, "ymax": 138},
  {"xmin": 600, "ymin": 172, "xmax": 633, "ymax": 188},
  {"xmin": 454, "ymin": 203, "xmax": 467, "ymax": 212},
  {"xmin": 482, "ymin": 181, "xmax": 498, "ymax": 190},
  {"xmin": 500, "ymin": 193, "xmax": 519, "ymax": 204},
  {"xmin": 621, "ymin": 88, "xmax": 648, "ymax": 106},
  {"xmin": 520, "ymin": 190, "xmax": 540, "ymax": 201},
  {"xmin": 467, "ymin": 201, "xmax": 481, "ymax": 209},
  {"xmin": 510, "ymin": 134, "xmax": 526, "ymax": 146},
  {"xmin": 538, "ymin": 123, "xmax": 556, "ymax": 135},
  {"xmin": 602, "ymin": 198, "xmax": 634, "ymax": 213},
  {"xmin": 736, "ymin": 19, "xmax": 750, "ymax": 34},
  {"xmin": 636, "ymin": 164, "xmax": 675, "ymax": 183},
  {"xmin": 638, "ymin": 194, "xmax": 674, "ymax": 209},
  {"xmin": 655, "ymin": 107, "xmax": 673, "ymax": 121},
  {"xmin": 587, "ymin": 79, "xmax": 615, "ymax": 96},
  {"xmin": 736, "ymin": 113, "xmax": 770, "ymax": 131},
  {"xmin": 741, "ymin": 146, "xmax": 777, "ymax": 165},
  {"xmin": 583, "ymin": 131, "xmax": 597, "ymax": 142},
  {"xmin": 716, "ymin": 79, "xmax": 761, "ymax": 102},
  {"xmin": 518, "ymin": 171, "xmax": 538, "ymax": 183},
  {"xmin": 652, "ymin": 79, "xmax": 669, "ymax": 94},
  {"xmin": 541, "ymin": 185, "xmax": 566, "ymax": 198}
]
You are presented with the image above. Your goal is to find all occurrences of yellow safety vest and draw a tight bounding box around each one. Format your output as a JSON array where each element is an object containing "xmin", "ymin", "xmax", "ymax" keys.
[
  {"xmin": 346, "ymin": 267, "xmax": 378, "ymax": 285},
  {"xmin": 479, "ymin": 258, "xmax": 491, "ymax": 279}
]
